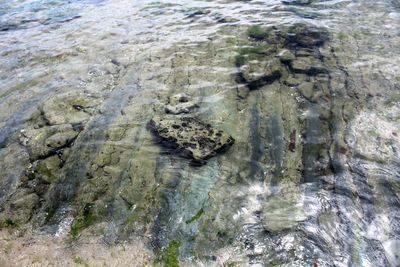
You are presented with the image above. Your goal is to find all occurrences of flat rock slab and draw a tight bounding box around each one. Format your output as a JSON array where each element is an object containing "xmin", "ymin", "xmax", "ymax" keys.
[
  {"xmin": 41, "ymin": 92, "xmax": 101, "ymax": 125},
  {"xmin": 149, "ymin": 115, "xmax": 235, "ymax": 162},
  {"xmin": 20, "ymin": 124, "xmax": 80, "ymax": 160},
  {"xmin": 291, "ymin": 57, "xmax": 328, "ymax": 75}
]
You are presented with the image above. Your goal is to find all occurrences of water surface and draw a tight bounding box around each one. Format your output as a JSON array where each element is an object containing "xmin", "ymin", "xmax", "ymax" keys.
[{"xmin": 0, "ymin": 0, "xmax": 399, "ymax": 266}]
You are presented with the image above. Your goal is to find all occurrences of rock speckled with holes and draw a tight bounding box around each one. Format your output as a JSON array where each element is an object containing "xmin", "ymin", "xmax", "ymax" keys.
[{"xmin": 149, "ymin": 115, "xmax": 234, "ymax": 162}]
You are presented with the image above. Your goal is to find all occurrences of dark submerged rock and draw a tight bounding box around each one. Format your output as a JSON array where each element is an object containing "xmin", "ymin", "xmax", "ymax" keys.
[
  {"xmin": 236, "ymin": 23, "xmax": 329, "ymax": 92},
  {"xmin": 291, "ymin": 57, "xmax": 328, "ymax": 75},
  {"xmin": 149, "ymin": 115, "xmax": 235, "ymax": 162},
  {"xmin": 282, "ymin": 0, "xmax": 313, "ymax": 5},
  {"xmin": 284, "ymin": 23, "xmax": 329, "ymax": 48},
  {"xmin": 239, "ymin": 58, "xmax": 283, "ymax": 90}
]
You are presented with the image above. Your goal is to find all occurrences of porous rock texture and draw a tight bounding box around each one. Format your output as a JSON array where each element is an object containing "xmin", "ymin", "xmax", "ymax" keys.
[{"xmin": 149, "ymin": 115, "xmax": 235, "ymax": 162}]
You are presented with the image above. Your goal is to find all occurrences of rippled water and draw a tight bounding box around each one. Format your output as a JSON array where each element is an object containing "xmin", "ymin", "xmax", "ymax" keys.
[{"xmin": 0, "ymin": 0, "xmax": 400, "ymax": 266}]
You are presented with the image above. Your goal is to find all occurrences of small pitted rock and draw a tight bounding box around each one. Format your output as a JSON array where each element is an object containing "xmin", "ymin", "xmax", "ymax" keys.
[
  {"xmin": 149, "ymin": 115, "xmax": 234, "ymax": 162},
  {"xmin": 165, "ymin": 93, "xmax": 199, "ymax": 114}
]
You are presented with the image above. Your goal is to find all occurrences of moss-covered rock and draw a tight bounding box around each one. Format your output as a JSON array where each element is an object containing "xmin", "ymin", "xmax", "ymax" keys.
[
  {"xmin": 161, "ymin": 240, "xmax": 181, "ymax": 267},
  {"xmin": 0, "ymin": 190, "xmax": 40, "ymax": 225},
  {"xmin": 247, "ymin": 25, "xmax": 272, "ymax": 41},
  {"xmin": 70, "ymin": 203, "xmax": 96, "ymax": 239},
  {"xmin": 0, "ymin": 218, "xmax": 19, "ymax": 229},
  {"xmin": 34, "ymin": 155, "xmax": 61, "ymax": 183},
  {"xmin": 20, "ymin": 124, "xmax": 79, "ymax": 160}
]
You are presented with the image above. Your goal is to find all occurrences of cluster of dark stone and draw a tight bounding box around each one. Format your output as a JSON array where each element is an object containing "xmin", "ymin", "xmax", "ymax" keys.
[
  {"xmin": 236, "ymin": 23, "xmax": 330, "ymax": 91},
  {"xmin": 149, "ymin": 94, "xmax": 235, "ymax": 164}
]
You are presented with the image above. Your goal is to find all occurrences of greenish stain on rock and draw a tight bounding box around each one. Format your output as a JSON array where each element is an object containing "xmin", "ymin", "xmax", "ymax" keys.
[
  {"xmin": 267, "ymin": 258, "xmax": 285, "ymax": 266},
  {"xmin": 389, "ymin": 179, "xmax": 400, "ymax": 200},
  {"xmin": 35, "ymin": 155, "xmax": 61, "ymax": 183},
  {"xmin": 43, "ymin": 205, "xmax": 58, "ymax": 224},
  {"xmin": 270, "ymin": 175, "xmax": 286, "ymax": 184},
  {"xmin": 185, "ymin": 208, "xmax": 204, "ymax": 224},
  {"xmin": 3, "ymin": 242, "xmax": 13, "ymax": 254},
  {"xmin": 337, "ymin": 31, "xmax": 350, "ymax": 41},
  {"xmin": 0, "ymin": 218, "xmax": 19, "ymax": 229},
  {"xmin": 247, "ymin": 25, "xmax": 271, "ymax": 40},
  {"xmin": 384, "ymin": 94, "xmax": 400, "ymax": 106},
  {"xmin": 238, "ymin": 46, "xmax": 270, "ymax": 56},
  {"xmin": 72, "ymin": 256, "xmax": 90, "ymax": 267},
  {"xmin": 123, "ymin": 212, "xmax": 140, "ymax": 227},
  {"xmin": 235, "ymin": 45, "xmax": 274, "ymax": 67},
  {"xmin": 235, "ymin": 54, "xmax": 247, "ymax": 68},
  {"xmin": 162, "ymin": 240, "xmax": 181, "ymax": 267},
  {"xmin": 70, "ymin": 203, "xmax": 95, "ymax": 239}
]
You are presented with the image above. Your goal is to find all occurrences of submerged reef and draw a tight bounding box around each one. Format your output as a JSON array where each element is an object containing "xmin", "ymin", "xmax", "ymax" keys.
[
  {"xmin": 236, "ymin": 23, "xmax": 330, "ymax": 91},
  {"xmin": 0, "ymin": 5, "xmax": 399, "ymax": 265}
]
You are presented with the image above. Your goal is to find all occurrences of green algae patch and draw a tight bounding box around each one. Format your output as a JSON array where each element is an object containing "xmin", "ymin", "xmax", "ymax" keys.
[
  {"xmin": 235, "ymin": 54, "xmax": 247, "ymax": 68},
  {"xmin": 0, "ymin": 218, "xmax": 19, "ymax": 229},
  {"xmin": 337, "ymin": 31, "xmax": 351, "ymax": 41},
  {"xmin": 124, "ymin": 212, "xmax": 140, "ymax": 227},
  {"xmin": 185, "ymin": 208, "xmax": 204, "ymax": 224},
  {"xmin": 44, "ymin": 205, "xmax": 58, "ymax": 224},
  {"xmin": 70, "ymin": 204, "xmax": 95, "ymax": 239},
  {"xmin": 384, "ymin": 94, "xmax": 400, "ymax": 106},
  {"xmin": 35, "ymin": 155, "xmax": 61, "ymax": 184},
  {"xmin": 3, "ymin": 242, "xmax": 13, "ymax": 254},
  {"xmin": 235, "ymin": 45, "xmax": 275, "ymax": 67},
  {"xmin": 267, "ymin": 258, "xmax": 285, "ymax": 266},
  {"xmin": 161, "ymin": 240, "xmax": 181, "ymax": 267},
  {"xmin": 72, "ymin": 256, "xmax": 90, "ymax": 267},
  {"xmin": 247, "ymin": 25, "xmax": 271, "ymax": 40}
]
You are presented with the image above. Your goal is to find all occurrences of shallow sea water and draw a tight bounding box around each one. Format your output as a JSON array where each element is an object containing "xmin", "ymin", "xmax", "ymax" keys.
[{"xmin": 0, "ymin": 0, "xmax": 400, "ymax": 266}]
